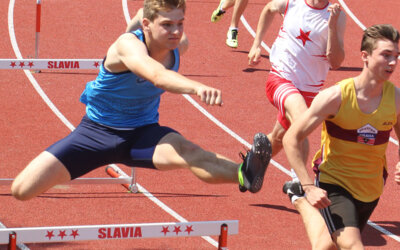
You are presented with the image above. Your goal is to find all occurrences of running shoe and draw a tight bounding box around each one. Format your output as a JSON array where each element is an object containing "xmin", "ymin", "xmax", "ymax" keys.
[
  {"xmin": 282, "ymin": 179, "xmax": 305, "ymax": 202},
  {"xmin": 238, "ymin": 132, "xmax": 272, "ymax": 193},
  {"xmin": 226, "ymin": 29, "xmax": 238, "ymax": 48},
  {"xmin": 211, "ymin": 0, "xmax": 226, "ymax": 22}
]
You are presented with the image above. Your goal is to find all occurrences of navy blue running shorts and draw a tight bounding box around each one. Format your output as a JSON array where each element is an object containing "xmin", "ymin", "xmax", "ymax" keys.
[
  {"xmin": 318, "ymin": 182, "xmax": 379, "ymax": 234},
  {"xmin": 46, "ymin": 115, "xmax": 178, "ymax": 179}
]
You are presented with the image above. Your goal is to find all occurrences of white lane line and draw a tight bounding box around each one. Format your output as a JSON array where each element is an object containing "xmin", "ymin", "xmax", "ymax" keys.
[{"xmin": 338, "ymin": 0, "xmax": 366, "ymax": 30}]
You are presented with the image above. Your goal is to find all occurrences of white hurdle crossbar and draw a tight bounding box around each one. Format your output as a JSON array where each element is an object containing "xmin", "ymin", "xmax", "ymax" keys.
[
  {"xmin": 0, "ymin": 177, "xmax": 132, "ymax": 186},
  {"xmin": 1, "ymin": 220, "xmax": 238, "ymax": 249},
  {"xmin": 0, "ymin": 166, "xmax": 135, "ymax": 188},
  {"xmin": 0, "ymin": 59, "xmax": 102, "ymax": 70},
  {"xmin": 0, "ymin": 166, "xmax": 138, "ymax": 193}
]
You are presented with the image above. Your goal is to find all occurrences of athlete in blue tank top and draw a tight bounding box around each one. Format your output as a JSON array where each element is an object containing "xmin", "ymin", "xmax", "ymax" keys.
[
  {"xmin": 11, "ymin": 0, "xmax": 271, "ymax": 202},
  {"xmin": 80, "ymin": 29, "xmax": 179, "ymax": 128}
]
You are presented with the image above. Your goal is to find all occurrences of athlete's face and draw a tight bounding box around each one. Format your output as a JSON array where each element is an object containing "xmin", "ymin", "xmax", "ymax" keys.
[
  {"xmin": 145, "ymin": 8, "xmax": 184, "ymax": 50},
  {"xmin": 363, "ymin": 39, "xmax": 399, "ymax": 82}
]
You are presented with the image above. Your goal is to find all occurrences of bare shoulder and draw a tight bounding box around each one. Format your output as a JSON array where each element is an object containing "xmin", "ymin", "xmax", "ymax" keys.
[
  {"xmin": 117, "ymin": 32, "xmax": 140, "ymax": 44},
  {"xmin": 310, "ymin": 85, "xmax": 342, "ymax": 117},
  {"xmin": 315, "ymin": 85, "xmax": 341, "ymax": 104},
  {"xmin": 268, "ymin": 0, "xmax": 287, "ymax": 13},
  {"xmin": 105, "ymin": 33, "xmax": 147, "ymax": 72},
  {"xmin": 114, "ymin": 33, "xmax": 147, "ymax": 55}
]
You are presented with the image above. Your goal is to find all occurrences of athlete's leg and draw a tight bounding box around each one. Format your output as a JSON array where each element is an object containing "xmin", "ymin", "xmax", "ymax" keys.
[
  {"xmin": 294, "ymin": 197, "xmax": 337, "ymax": 250},
  {"xmin": 332, "ymin": 227, "xmax": 363, "ymax": 250},
  {"xmin": 283, "ymin": 93, "xmax": 310, "ymax": 160},
  {"xmin": 152, "ymin": 132, "xmax": 239, "ymax": 183},
  {"xmin": 211, "ymin": 0, "xmax": 236, "ymax": 23},
  {"xmin": 11, "ymin": 151, "xmax": 71, "ymax": 201},
  {"xmin": 284, "ymin": 92, "xmax": 309, "ymax": 122},
  {"xmin": 268, "ymin": 92, "xmax": 309, "ymax": 158},
  {"xmin": 12, "ymin": 116, "xmax": 122, "ymax": 201},
  {"xmin": 323, "ymin": 183, "xmax": 375, "ymax": 249},
  {"xmin": 222, "ymin": 0, "xmax": 236, "ymax": 10},
  {"xmin": 267, "ymin": 121, "xmax": 286, "ymax": 157},
  {"xmin": 230, "ymin": 0, "xmax": 248, "ymax": 28}
]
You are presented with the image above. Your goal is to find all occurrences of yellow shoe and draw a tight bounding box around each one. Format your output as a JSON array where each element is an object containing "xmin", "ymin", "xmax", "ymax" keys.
[
  {"xmin": 211, "ymin": 0, "xmax": 226, "ymax": 22},
  {"xmin": 226, "ymin": 29, "xmax": 238, "ymax": 48}
]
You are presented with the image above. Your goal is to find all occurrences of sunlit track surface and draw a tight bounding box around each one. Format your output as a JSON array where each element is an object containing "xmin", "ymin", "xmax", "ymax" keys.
[{"xmin": 0, "ymin": 0, "xmax": 399, "ymax": 249}]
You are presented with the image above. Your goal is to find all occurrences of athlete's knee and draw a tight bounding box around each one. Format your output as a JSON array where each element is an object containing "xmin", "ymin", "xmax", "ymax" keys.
[
  {"xmin": 269, "ymin": 132, "xmax": 283, "ymax": 145},
  {"xmin": 11, "ymin": 152, "xmax": 71, "ymax": 201},
  {"xmin": 11, "ymin": 178, "xmax": 33, "ymax": 201},
  {"xmin": 333, "ymin": 231, "xmax": 363, "ymax": 250},
  {"xmin": 154, "ymin": 133, "xmax": 202, "ymax": 168},
  {"xmin": 268, "ymin": 126, "xmax": 286, "ymax": 156},
  {"xmin": 178, "ymin": 140, "xmax": 205, "ymax": 165},
  {"xmin": 311, "ymin": 240, "xmax": 336, "ymax": 250}
]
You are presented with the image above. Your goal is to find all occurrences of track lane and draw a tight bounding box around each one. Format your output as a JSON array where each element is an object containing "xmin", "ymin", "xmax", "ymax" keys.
[{"xmin": 1, "ymin": 0, "xmax": 399, "ymax": 249}]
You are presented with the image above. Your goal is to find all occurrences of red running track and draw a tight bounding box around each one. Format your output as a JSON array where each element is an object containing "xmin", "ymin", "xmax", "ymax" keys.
[{"xmin": 0, "ymin": 0, "xmax": 399, "ymax": 249}]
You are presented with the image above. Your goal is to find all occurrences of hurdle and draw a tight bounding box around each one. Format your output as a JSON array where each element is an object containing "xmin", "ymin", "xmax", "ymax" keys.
[
  {"xmin": 0, "ymin": 163, "xmax": 138, "ymax": 194},
  {"xmin": 0, "ymin": 220, "xmax": 238, "ymax": 249},
  {"xmin": 0, "ymin": 176, "xmax": 132, "ymax": 186},
  {"xmin": 0, "ymin": 59, "xmax": 102, "ymax": 70}
]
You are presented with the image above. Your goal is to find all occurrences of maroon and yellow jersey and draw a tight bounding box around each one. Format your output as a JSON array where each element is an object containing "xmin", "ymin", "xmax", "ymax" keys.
[{"xmin": 313, "ymin": 78, "xmax": 397, "ymax": 202}]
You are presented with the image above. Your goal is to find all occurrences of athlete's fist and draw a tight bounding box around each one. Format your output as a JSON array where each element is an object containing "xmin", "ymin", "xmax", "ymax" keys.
[
  {"xmin": 327, "ymin": 3, "xmax": 342, "ymax": 28},
  {"xmin": 197, "ymin": 86, "xmax": 222, "ymax": 106}
]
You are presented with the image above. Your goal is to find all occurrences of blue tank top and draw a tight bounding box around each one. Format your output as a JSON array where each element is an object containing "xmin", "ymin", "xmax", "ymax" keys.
[{"xmin": 80, "ymin": 29, "xmax": 180, "ymax": 128}]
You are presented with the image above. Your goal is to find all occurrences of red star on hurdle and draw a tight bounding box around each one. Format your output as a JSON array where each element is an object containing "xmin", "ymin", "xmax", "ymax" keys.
[
  {"xmin": 296, "ymin": 29, "xmax": 312, "ymax": 46},
  {"xmin": 161, "ymin": 226, "xmax": 169, "ymax": 236},
  {"xmin": 10, "ymin": 62, "xmax": 16, "ymax": 68},
  {"xmin": 58, "ymin": 230, "xmax": 67, "ymax": 239},
  {"xmin": 93, "ymin": 61, "xmax": 100, "ymax": 68},
  {"xmin": 185, "ymin": 225, "xmax": 194, "ymax": 235},
  {"xmin": 28, "ymin": 61, "xmax": 35, "ymax": 68},
  {"xmin": 19, "ymin": 62, "xmax": 25, "ymax": 68},
  {"xmin": 45, "ymin": 230, "xmax": 55, "ymax": 240},
  {"xmin": 173, "ymin": 226, "xmax": 181, "ymax": 235},
  {"xmin": 70, "ymin": 229, "xmax": 79, "ymax": 239}
]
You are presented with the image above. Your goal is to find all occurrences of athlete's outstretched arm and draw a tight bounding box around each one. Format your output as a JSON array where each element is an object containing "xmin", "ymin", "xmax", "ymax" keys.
[{"xmin": 115, "ymin": 34, "xmax": 222, "ymax": 105}]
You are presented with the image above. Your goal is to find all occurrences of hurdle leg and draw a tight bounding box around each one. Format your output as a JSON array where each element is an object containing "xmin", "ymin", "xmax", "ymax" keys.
[
  {"xmin": 218, "ymin": 224, "xmax": 228, "ymax": 250},
  {"xmin": 105, "ymin": 166, "xmax": 139, "ymax": 193},
  {"xmin": 8, "ymin": 231, "xmax": 16, "ymax": 250},
  {"xmin": 34, "ymin": 0, "xmax": 42, "ymax": 73},
  {"xmin": 35, "ymin": 0, "xmax": 41, "ymax": 59},
  {"xmin": 130, "ymin": 167, "xmax": 139, "ymax": 193}
]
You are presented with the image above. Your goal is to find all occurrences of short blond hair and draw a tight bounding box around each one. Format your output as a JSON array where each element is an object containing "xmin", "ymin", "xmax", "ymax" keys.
[{"xmin": 143, "ymin": 0, "xmax": 186, "ymax": 21}]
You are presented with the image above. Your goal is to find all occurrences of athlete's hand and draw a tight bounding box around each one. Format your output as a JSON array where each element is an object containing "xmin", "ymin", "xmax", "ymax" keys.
[
  {"xmin": 395, "ymin": 162, "xmax": 400, "ymax": 184},
  {"xmin": 327, "ymin": 3, "xmax": 341, "ymax": 28},
  {"xmin": 248, "ymin": 45, "xmax": 262, "ymax": 66},
  {"xmin": 196, "ymin": 86, "xmax": 223, "ymax": 106},
  {"xmin": 304, "ymin": 185, "xmax": 331, "ymax": 209}
]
